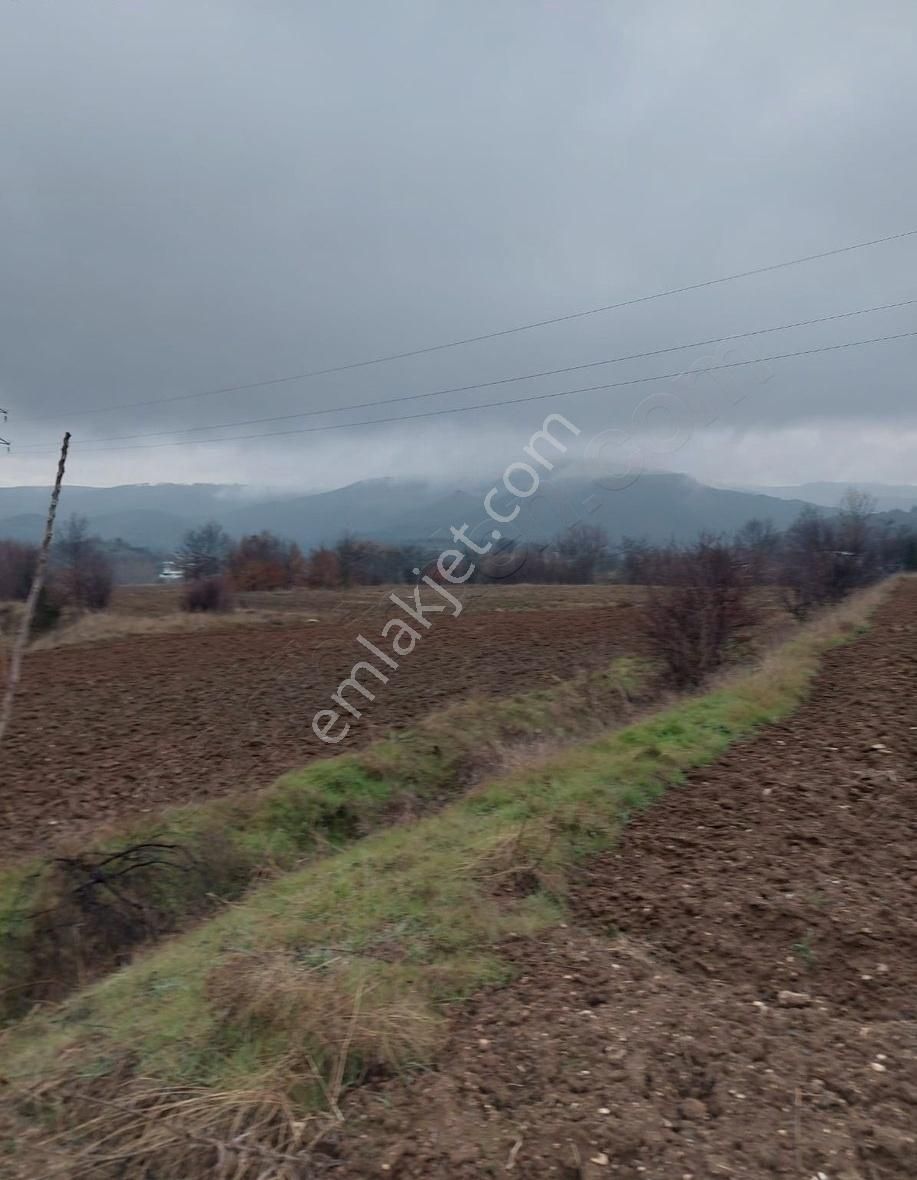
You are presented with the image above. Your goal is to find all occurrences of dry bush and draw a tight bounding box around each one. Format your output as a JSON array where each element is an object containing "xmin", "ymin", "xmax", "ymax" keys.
[
  {"xmin": 181, "ymin": 574, "xmax": 235, "ymax": 612},
  {"xmin": 55, "ymin": 514, "xmax": 114, "ymax": 611},
  {"xmin": 306, "ymin": 545, "xmax": 343, "ymax": 588},
  {"xmin": 777, "ymin": 494, "xmax": 902, "ymax": 619},
  {"xmin": 0, "ymin": 540, "xmax": 38, "ymax": 601},
  {"xmin": 777, "ymin": 507, "xmax": 853, "ymax": 619},
  {"xmin": 76, "ymin": 549, "xmax": 114, "ymax": 610},
  {"xmin": 1, "ymin": 833, "xmax": 248, "ymax": 1018},
  {"xmin": 24, "ymin": 585, "xmax": 64, "ymax": 638},
  {"xmin": 0, "ymin": 597, "xmax": 61, "ymax": 650},
  {"xmin": 229, "ymin": 532, "xmax": 306, "ymax": 590},
  {"xmin": 642, "ymin": 537, "xmax": 756, "ymax": 687}
]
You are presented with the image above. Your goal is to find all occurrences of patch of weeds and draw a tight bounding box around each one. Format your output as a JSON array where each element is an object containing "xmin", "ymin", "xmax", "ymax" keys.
[{"xmin": 792, "ymin": 931, "xmax": 817, "ymax": 968}]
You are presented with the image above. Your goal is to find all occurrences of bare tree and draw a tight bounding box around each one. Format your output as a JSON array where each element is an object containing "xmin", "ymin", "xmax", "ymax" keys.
[
  {"xmin": 554, "ymin": 523, "xmax": 609, "ymax": 583},
  {"xmin": 56, "ymin": 514, "xmax": 113, "ymax": 611},
  {"xmin": 176, "ymin": 521, "xmax": 232, "ymax": 580},
  {"xmin": 642, "ymin": 535, "xmax": 756, "ymax": 687},
  {"xmin": 734, "ymin": 517, "xmax": 780, "ymax": 583},
  {"xmin": 778, "ymin": 495, "xmax": 882, "ymax": 619},
  {"xmin": 836, "ymin": 487, "xmax": 879, "ymax": 580},
  {"xmin": 778, "ymin": 507, "xmax": 837, "ymax": 619},
  {"xmin": 618, "ymin": 536, "xmax": 652, "ymax": 584}
]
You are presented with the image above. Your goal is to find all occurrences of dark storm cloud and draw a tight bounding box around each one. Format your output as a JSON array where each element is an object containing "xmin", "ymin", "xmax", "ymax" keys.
[{"xmin": 1, "ymin": 0, "xmax": 916, "ymax": 487}]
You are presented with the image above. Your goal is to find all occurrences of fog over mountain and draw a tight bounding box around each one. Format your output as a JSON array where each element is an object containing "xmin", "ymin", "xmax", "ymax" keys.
[
  {"xmin": 0, "ymin": 474, "xmax": 850, "ymax": 554},
  {"xmin": 728, "ymin": 481, "xmax": 917, "ymax": 513}
]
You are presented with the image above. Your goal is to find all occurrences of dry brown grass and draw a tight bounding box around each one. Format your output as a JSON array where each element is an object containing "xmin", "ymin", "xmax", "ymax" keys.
[
  {"xmin": 24, "ymin": 606, "xmax": 315, "ymax": 651},
  {"xmin": 9, "ymin": 956, "xmax": 438, "ymax": 1178},
  {"xmin": 15, "ymin": 581, "xmax": 646, "ymax": 651},
  {"xmin": 13, "ymin": 1076, "xmax": 339, "ymax": 1179},
  {"xmin": 209, "ymin": 951, "xmax": 440, "ymax": 1093}
]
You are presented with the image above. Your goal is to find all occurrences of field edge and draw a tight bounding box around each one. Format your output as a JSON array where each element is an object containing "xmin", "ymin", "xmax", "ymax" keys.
[{"xmin": 0, "ymin": 580, "xmax": 893, "ymax": 1178}]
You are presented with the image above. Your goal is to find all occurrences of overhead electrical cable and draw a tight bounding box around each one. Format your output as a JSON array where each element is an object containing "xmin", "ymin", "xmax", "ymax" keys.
[
  {"xmin": 13, "ymin": 298, "xmax": 915, "ymax": 451},
  {"xmin": 24, "ymin": 226, "xmax": 917, "ymax": 422},
  {"xmin": 16, "ymin": 327, "xmax": 917, "ymax": 456}
]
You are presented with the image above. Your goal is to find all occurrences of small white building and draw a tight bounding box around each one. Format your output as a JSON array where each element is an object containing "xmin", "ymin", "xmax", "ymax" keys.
[{"xmin": 158, "ymin": 560, "xmax": 183, "ymax": 582}]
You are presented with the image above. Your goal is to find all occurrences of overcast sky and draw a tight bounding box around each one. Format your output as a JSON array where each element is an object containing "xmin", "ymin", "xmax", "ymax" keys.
[{"xmin": 1, "ymin": 0, "xmax": 916, "ymax": 491}]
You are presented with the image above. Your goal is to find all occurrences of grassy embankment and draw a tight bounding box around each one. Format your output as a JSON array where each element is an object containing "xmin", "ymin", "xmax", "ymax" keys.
[
  {"xmin": 0, "ymin": 584, "xmax": 888, "ymax": 1176},
  {"xmin": 0, "ymin": 657, "xmax": 651, "ymax": 1021}
]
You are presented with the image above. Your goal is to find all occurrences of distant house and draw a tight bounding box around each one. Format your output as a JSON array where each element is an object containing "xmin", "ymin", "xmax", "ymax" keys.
[{"xmin": 158, "ymin": 560, "xmax": 183, "ymax": 582}]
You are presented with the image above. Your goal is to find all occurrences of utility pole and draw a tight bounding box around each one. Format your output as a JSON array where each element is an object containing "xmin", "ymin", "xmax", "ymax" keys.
[{"xmin": 0, "ymin": 432, "xmax": 71, "ymax": 749}]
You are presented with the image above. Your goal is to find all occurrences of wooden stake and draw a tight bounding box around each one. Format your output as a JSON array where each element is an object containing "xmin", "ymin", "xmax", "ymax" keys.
[{"xmin": 0, "ymin": 432, "xmax": 70, "ymax": 749}]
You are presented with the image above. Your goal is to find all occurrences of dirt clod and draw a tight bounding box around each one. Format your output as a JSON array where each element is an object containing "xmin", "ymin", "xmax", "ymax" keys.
[{"xmin": 777, "ymin": 989, "xmax": 813, "ymax": 1007}]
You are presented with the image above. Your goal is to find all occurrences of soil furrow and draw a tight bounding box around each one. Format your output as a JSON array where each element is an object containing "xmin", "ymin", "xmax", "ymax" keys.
[
  {"xmin": 332, "ymin": 580, "xmax": 917, "ymax": 1179},
  {"xmin": 0, "ymin": 604, "xmax": 641, "ymax": 860}
]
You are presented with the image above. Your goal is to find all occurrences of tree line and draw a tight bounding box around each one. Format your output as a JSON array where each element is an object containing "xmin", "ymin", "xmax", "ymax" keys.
[
  {"xmin": 619, "ymin": 490, "xmax": 917, "ymax": 613},
  {"xmin": 623, "ymin": 490, "xmax": 917, "ymax": 688},
  {"xmin": 2, "ymin": 490, "xmax": 915, "ymax": 627},
  {"xmin": 173, "ymin": 520, "xmax": 616, "ymax": 609}
]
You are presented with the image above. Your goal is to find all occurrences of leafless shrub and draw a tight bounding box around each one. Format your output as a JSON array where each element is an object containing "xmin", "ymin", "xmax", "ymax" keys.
[
  {"xmin": 1, "ymin": 833, "xmax": 248, "ymax": 1018},
  {"xmin": 55, "ymin": 514, "xmax": 114, "ymax": 610},
  {"xmin": 733, "ymin": 517, "xmax": 781, "ymax": 583},
  {"xmin": 176, "ymin": 520, "xmax": 233, "ymax": 579},
  {"xmin": 553, "ymin": 523, "xmax": 609, "ymax": 582},
  {"xmin": 777, "ymin": 499, "xmax": 879, "ymax": 620},
  {"xmin": 0, "ymin": 539, "xmax": 38, "ymax": 601},
  {"xmin": 642, "ymin": 536, "xmax": 756, "ymax": 687},
  {"xmin": 30, "ymin": 585, "xmax": 64, "ymax": 637},
  {"xmin": 181, "ymin": 574, "xmax": 234, "ymax": 612}
]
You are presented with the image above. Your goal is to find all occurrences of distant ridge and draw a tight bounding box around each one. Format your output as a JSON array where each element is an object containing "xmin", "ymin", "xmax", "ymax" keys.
[
  {"xmin": 0, "ymin": 472, "xmax": 842, "ymax": 553},
  {"xmin": 725, "ymin": 480, "xmax": 917, "ymax": 513}
]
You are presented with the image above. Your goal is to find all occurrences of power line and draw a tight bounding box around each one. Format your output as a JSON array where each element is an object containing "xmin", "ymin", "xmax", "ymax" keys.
[
  {"xmin": 13, "ymin": 297, "xmax": 916, "ymax": 451},
  {"xmin": 25, "ymin": 226, "xmax": 917, "ymax": 422},
  {"xmin": 18, "ymin": 327, "xmax": 917, "ymax": 457}
]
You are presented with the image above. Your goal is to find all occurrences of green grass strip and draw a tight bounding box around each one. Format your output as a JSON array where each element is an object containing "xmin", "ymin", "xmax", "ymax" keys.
[
  {"xmin": 0, "ymin": 657, "xmax": 651, "ymax": 1022},
  {"xmin": 0, "ymin": 589, "xmax": 885, "ymax": 1122}
]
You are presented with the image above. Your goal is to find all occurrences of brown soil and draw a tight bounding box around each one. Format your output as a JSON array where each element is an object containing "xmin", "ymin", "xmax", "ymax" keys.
[
  {"xmin": 0, "ymin": 599, "xmax": 642, "ymax": 861},
  {"xmin": 330, "ymin": 580, "xmax": 917, "ymax": 1179}
]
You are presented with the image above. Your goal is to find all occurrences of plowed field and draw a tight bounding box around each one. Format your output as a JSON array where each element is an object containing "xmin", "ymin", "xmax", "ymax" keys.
[
  {"xmin": 0, "ymin": 598, "xmax": 643, "ymax": 860},
  {"xmin": 333, "ymin": 579, "xmax": 917, "ymax": 1179}
]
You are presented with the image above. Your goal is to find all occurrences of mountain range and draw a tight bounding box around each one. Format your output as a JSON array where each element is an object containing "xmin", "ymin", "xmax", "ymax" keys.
[
  {"xmin": 1, "ymin": 475, "xmax": 914, "ymax": 555},
  {"xmin": 725, "ymin": 481, "xmax": 917, "ymax": 513}
]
